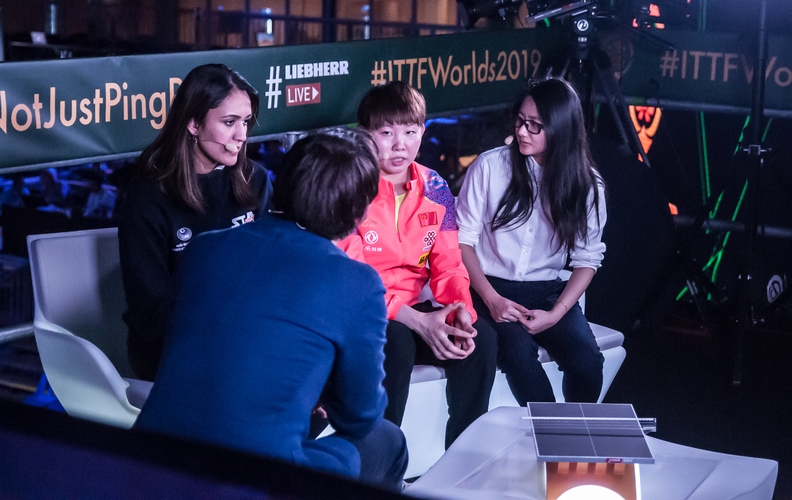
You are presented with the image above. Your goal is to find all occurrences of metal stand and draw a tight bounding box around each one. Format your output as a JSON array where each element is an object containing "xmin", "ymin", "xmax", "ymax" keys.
[
  {"xmin": 559, "ymin": 3, "xmax": 654, "ymax": 168},
  {"xmin": 733, "ymin": 0, "xmax": 770, "ymax": 386}
]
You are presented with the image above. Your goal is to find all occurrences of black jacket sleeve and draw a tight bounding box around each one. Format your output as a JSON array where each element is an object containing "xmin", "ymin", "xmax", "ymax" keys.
[{"xmin": 118, "ymin": 182, "xmax": 174, "ymax": 378}]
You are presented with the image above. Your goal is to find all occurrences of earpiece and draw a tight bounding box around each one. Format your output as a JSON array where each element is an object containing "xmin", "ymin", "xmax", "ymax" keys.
[{"xmin": 504, "ymin": 135, "xmax": 514, "ymax": 146}]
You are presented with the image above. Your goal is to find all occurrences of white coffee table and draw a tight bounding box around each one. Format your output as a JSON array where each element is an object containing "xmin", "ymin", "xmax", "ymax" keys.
[{"xmin": 406, "ymin": 406, "xmax": 778, "ymax": 500}]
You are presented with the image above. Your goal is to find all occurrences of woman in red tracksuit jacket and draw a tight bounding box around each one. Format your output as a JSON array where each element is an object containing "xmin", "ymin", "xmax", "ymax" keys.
[{"xmin": 339, "ymin": 81, "xmax": 497, "ymax": 448}]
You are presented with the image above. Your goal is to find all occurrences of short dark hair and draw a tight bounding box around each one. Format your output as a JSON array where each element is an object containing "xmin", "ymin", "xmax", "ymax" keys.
[
  {"xmin": 357, "ymin": 81, "xmax": 426, "ymax": 130},
  {"xmin": 272, "ymin": 131, "xmax": 380, "ymax": 240},
  {"xmin": 138, "ymin": 63, "xmax": 260, "ymax": 213}
]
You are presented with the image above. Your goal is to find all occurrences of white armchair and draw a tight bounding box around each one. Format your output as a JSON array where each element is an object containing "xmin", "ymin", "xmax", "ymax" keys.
[{"xmin": 27, "ymin": 228, "xmax": 152, "ymax": 428}]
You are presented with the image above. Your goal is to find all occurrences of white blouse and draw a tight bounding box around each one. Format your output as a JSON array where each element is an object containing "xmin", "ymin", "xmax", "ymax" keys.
[{"xmin": 456, "ymin": 146, "xmax": 606, "ymax": 282}]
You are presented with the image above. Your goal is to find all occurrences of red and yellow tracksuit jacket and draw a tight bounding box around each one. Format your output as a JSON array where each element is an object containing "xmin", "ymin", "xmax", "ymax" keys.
[{"xmin": 339, "ymin": 162, "xmax": 477, "ymax": 322}]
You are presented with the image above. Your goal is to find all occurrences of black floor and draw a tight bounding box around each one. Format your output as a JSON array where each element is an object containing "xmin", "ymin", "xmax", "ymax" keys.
[
  {"xmin": 2, "ymin": 308, "xmax": 790, "ymax": 499},
  {"xmin": 606, "ymin": 304, "xmax": 792, "ymax": 500},
  {"xmin": 0, "ymin": 336, "xmax": 42, "ymax": 404}
]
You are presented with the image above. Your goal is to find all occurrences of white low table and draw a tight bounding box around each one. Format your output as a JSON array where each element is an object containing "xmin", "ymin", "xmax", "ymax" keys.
[{"xmin": 406, "ymin": 407, "xmax": 778, "ymax": 500}]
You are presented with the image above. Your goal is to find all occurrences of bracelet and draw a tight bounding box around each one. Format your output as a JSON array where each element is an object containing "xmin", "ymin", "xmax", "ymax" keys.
[{"xmin": 555, "ymin": 300, "xmax": 569, "ymax": 312}]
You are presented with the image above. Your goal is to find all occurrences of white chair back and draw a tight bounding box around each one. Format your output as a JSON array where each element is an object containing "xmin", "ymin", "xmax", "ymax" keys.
[
  {"xmin": 27, "ymin": 227, "xmax": 133, "ymax": 378},
  {"xmin": 27, "ymin": 228, "xmax": 151, "ymax": 429}
]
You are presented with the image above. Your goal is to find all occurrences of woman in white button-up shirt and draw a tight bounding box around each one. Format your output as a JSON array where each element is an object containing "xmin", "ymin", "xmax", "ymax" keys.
[{"xmin": 457, "ymin": 77, "xmax": 607, "ymax": 404}]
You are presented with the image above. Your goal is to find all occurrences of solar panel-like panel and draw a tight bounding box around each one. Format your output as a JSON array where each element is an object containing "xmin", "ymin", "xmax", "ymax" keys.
[{"xmin": 527, "ymin": 402, "xmax": 655, "ymax": 464}]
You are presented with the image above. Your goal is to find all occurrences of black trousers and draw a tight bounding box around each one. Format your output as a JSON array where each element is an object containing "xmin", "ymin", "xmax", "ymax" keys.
[
  {"xmin": 472, "ymin": 277, "xmax": 603, "ymax": 404},
  {"xmin": 381, "ymin": 301, "xmax": 497, "ymax": 448}
]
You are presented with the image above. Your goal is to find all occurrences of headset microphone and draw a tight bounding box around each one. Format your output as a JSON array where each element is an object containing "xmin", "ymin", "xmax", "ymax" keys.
[{"xmin": 198, "ymin": 138, "xmax": 241, "ymax": 153}]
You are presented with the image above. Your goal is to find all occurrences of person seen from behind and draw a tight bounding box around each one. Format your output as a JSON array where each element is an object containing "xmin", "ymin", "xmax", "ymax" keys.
[{"xmin": 135, "ymin": 132, "xmax": 407, "ymax": 491}]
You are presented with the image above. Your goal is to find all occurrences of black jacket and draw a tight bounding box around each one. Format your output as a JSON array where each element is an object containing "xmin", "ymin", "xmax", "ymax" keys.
[{"xmin": 118, "ymin": 163, "xmax": 272, "ymax": 381}]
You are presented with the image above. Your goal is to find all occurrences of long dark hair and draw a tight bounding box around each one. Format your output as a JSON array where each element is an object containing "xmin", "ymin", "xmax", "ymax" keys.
[
  {"xmin": 137, "ymin": 63, "xmax": 260, "ymax": 213},
  {"xmin": 491, "ymin": 78, "xmax": 603, "ymax": 251}
]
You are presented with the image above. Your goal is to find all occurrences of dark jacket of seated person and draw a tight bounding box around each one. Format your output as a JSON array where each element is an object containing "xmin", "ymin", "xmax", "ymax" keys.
[
  {"xmin": 118, "ymin": 64, "xmax": 273, "ymax": 383},
  {"xmin": 135, "ymin": 132, "xmax": 406, "ymax": 491}
]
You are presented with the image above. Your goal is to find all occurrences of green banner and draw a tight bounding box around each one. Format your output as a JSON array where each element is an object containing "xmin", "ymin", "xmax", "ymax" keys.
[
  {"xmin": 619, "ymin": 29, "xmax": 792, "ymax": 114},
  {"xmin": 1, "ymin": 27, "xmax": 791, "ymax": 171},
  {"xmin": 0, "ymin": 29, "xmax": 561, "ymax": 171}
]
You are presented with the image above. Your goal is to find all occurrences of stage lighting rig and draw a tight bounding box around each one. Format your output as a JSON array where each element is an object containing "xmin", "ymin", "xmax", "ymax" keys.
[
  {"xmin": 525, "ymin": 0, "xmax": 674, "ymax": 60},
  {"xmin": 457, "ymin": 0, "xmax": 524, "ymax": 28},
  {"xmin": 526, "ymin": 1, "xmax": 693, "ymax": 31},
  {"xmin": 525, "ymin": 0, "xmax": 598, "ymax": 22}
]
